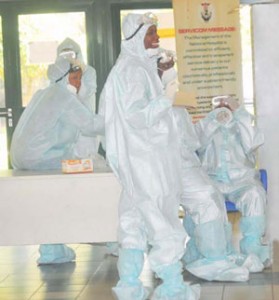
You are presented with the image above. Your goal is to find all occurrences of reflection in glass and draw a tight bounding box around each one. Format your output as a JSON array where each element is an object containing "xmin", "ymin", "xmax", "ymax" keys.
[
  {"xmin": 19, "ymin": 12, "xmax": 86, "ymax": 106},
  {"xmin": 0, "ymin": 118, "xmax": 8, "ymax": 170}
]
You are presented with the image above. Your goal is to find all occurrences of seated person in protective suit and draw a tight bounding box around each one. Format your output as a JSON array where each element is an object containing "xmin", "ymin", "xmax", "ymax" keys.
[
  {"xmin": 10, "ymin": 56, "xmax": 104, "ymax": 265},
  {"xmin": 159, "ymin": 52, "xmax": 264, "ymax": 280},
  {"xmin": 194, "ymin": 96, "xmax": 271, "ymax": 268}
]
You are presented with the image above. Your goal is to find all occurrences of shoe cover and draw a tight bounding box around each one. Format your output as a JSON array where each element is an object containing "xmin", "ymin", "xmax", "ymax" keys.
[
  {"xmin": 106, "ymin": 242, "xmax": 119, "ymax": 257},
  {"xmin": 186, "ymin": 258, "xmax": 249, "ymax": 281},
  {"xmin": 182, "ymin": 216, "xmax": 201, "ymax": 265},
  {"xmin": 195, "ymin": 219, "xmax": 227, "ymax": 259},
  {"xmin": 240, "ymin": 216, "xmax": 271, "ymax": 263},
  {"xmin": 152, "ymin": 262, "xmax": 200, "ymax": 300},
  {"xmin": 113, "ymin": 248, "xmax": 148, "ymax": 300},
  {"xmin": 151, "ymin": 283, "xmax": 200, "ymax": 300},
  {"xmin": 112, "ymin": 284, "xmax": 149, "ymax": 300},
  {"xmin": 182, "ymin": 238, "xmax": 201, "ymax": 265},
  {"xmin": 241, "ymin": 253, "xmax": 264, "ymax": 273},
  {"xmin": 37, "ymin": 244, "xmax": 76, "ymax": 265}
]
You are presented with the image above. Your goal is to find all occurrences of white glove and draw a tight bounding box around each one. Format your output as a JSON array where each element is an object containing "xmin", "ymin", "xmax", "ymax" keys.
[
  {"xmin": 162, "ymin": 68, "xmax": 177, "ymax": 86},
  {"xmin": 212, "ymin": 95, "xmax": 239, "ymax": 111},
  {"xmin": 215, "ymin": 107, "xmax": 233, "ymax": 125},
  {"xmin": 165, "ymin": 79, "xmax": 178, "ymax": 104}
]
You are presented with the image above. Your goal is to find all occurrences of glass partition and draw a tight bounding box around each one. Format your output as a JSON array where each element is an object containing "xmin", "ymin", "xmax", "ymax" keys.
[{"xmin": 18, "ymin": 12, "xmax": 86, "ymax": 106}]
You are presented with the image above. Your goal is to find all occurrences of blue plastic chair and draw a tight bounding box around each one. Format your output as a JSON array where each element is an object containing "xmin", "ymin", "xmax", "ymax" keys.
[{"xmin": 225, "ymin": 169, "xmax": 267, "ymax": 212}]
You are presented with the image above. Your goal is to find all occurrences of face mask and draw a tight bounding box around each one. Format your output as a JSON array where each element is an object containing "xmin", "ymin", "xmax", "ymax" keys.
[
  {"xmin": 161, "ymin": 68, "xmax": 177, "ymax": 86},
  {"xmin": 67, "ymin": 84, "xmax": 77, "ymax": 95},
  {"xmin": 146, "ymin": 48, "xmax": 159, "ymax": 57}
]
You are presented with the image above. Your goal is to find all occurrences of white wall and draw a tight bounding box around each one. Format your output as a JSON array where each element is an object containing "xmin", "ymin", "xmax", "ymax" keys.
[{"xmin": 253, "ymin": 4, "xmax": 279, "ymax": 241}]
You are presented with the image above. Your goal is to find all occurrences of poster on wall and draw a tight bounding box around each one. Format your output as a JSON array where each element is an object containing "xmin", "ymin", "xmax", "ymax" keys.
[{"xmin": 172, "ymin": 0, "xmax": 242, "ymax": 122}]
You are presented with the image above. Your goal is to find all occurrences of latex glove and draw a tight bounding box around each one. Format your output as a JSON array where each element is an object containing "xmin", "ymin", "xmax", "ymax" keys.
[
  {"xmin": 215, "ymin": 107, "xmax": 233, "ymax": 125},
  {"xmin": 161, "ymin": 67, "xmax": 177, "ymax": 86},
  {"xmin": 165, "ymin": 79, "xmax": 178, "ymax": 104},
  {"xmin": 212, "ymin": 96, "xmax": 239, "ymax": 111}
]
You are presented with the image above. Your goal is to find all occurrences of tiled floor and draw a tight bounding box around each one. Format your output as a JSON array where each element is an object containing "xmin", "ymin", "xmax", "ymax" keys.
[{"xmin": 0, "ymin": 212, "xmax": 276, "ymax": 300}]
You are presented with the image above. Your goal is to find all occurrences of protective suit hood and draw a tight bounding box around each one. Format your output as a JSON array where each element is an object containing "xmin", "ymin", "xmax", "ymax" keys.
[
  {"xmin": 121, "ymin": 13, "xmax": 157, "ymax": 61},
  {"xmin": 47, "ymin": 56, "xmax": 70, "ymax": 85},
  {"xmin": 57, "ymin": 37, "xmax": 84, "ymax": 62}
]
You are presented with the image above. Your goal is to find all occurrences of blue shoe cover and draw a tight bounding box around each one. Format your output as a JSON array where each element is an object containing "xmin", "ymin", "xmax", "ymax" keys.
[
  {"xmin": 240, "ymin": 237, "xmax": 271, "ymax": 264},
  {"xmin": 151, "ymin": 283, "xmax": 200, "ymax": 300},
  {"xmin": 240, "ymin": 216, "xmax": 271, "ymax": 264},
  {"xmin": 228, "ymin": 251, "xmax": 264, "ymax": 273},
  {"xmin": 37, "ymin": 244, "xmax": 76, "ymax": 265},
  {"xmin": 182, "ymin": 216, "xmax": 201, "ymax": 265},
  {"xmin": 113, "ymin": 248, "xmax": 148, "ymax": 300},
  {"xmin": 106, "ymin": 242, "xmax": 119, "ymax": 257},
  {"xmin": 241, "ymin": 254, "xmax": 264, "ymax": 273},
  {"xmin": 112, "ymin": 283, "xmax": 149, "ymax": 300},
  {"xmin": 152, "ymin": 262, "xmax": 200, "ymax": 300},
  {"xmin": 182, "ymin": 238, "xmax": 201, "ymax": 265},
  {"xmin": 186, "ymin": 258, "xmax": 249, "ymax": 281}
]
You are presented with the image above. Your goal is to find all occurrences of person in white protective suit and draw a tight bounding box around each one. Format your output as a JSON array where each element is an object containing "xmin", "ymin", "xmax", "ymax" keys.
[
  {"xmin": 195, "ymin": 96, "xmax": 271, "ymax": 268},
  {"xmin": 10, "ymin": 56, "xmax": 104, "ymax": 264},
  {"xmin": 158, "ymin": 55, "xmax": 260, "ymax": 280},
  {"xmin": 57, "ymin": 38, "xmax": 106, "ymax": 165},
  {"xmin": 98, "ymin": 12, "xmax": 200, "ymax": 300}
]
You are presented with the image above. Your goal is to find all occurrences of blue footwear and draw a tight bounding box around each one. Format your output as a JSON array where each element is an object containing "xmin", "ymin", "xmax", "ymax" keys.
[
  {"xmin": 112, "ymin": 248, "xmax": 149, "ymax": 300},
  {"xmin": 240, "ymin": 216, "xmax": 271, "ymax": 265},
  {"xmin": 37, "ymin": 244, "xmax": 76, "ymax": 265},
  {"xmin": 152, "ymin": 262, "xmax": 200, "ymax": 300},
  {"xmin": 185, "ymin": 220, "xmax": 249, "ymax": 281}
]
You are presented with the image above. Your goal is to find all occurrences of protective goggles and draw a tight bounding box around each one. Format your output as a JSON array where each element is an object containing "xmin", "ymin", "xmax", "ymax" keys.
[
  {"xmin": 59, "ymin": 49, "xmax": 77, "ymax": 60},
  {"xmin": 125, "ymin": 12, "xmax": 158, "ymax": 41}
]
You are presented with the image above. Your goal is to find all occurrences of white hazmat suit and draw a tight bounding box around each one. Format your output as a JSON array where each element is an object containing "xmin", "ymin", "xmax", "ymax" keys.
[
  {"xmin": 99, "ymin": 12, "xmax": 200, "ymax": 300},
  {"xmin": 159, "ymin": 65, "xmax": 252, "ymax": 280},
  {"xmin": 173, "ymin": 107, "xmax": 252, "ymax": 280},
  {"xmin": 57, "ymin": 38, "xmax": 104, "ymax": 161},
  {"xmin": 10, "ymin": 57, "xmax": 104, "ymax": 264},
  {"xmin": 195, "ymin": 103, "xmax": 270, "ymax": 266}
]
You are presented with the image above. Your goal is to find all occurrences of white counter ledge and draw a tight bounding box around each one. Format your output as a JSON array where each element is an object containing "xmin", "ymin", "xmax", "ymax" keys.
[{"xmin": 0, "ymin": 167, "xmax": 121, "ymax": 246}]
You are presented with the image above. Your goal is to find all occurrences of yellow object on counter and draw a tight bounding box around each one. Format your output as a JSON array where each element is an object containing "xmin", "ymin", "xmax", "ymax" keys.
[{"xmin": 61, "ymin": 159, "xmax": 93, "ymax": 174}]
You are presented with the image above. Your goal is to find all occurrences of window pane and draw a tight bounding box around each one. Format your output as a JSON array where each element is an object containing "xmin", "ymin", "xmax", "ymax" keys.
[
  {"xmin": 0, "ymin": 118, "xmax": 8, "ymax": 170},
  {"xmin": 18, "ymin": 12, "xmax": 86, "ymax": 106},
  {"xmin": 240, "ymin": 5, "xmax": 254, "ymax": 115},
  {"xmin": 0, "ymin": 16, "xmax": 5, "ymax": 109}
]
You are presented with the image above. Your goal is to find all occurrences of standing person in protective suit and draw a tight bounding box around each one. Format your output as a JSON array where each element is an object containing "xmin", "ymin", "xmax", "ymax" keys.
[
  {"xmin": 57, "ymin": 38, "xmax": 105, "ymax": 164},
  {"xmin": 98, "ymin": 12, "xmax": 200, "ymax": 300},
  {"xmin": 195, "ymin": 96, "xmax": 271, "ymax": 268},
  {"xmin": 158, "ymin": 56, "xmax": 259, "ymax": 281},
  {"xmin": 10, "ymin": 56, "xmax": 104, "ymax": 264}
]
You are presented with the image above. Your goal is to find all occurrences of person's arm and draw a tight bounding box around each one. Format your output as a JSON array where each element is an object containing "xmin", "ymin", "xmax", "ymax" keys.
[
  {"xmin": 195, "ymin": 110, "xmax": 221, "ymax": 154},
  {"xmin": 61, "ymin": 96, "xmax": 104, "ymax": 137},
  {"xmin": 233, "ymin": 106, "xmax": 264, "ymax": 154},
  {"xmin": 173, "ymin": 107, "xmax": 200, "ymax": 151},
  {"xmin": 78, "ymin": 66, "xmax": 97, "ymax": 113},
  {"xmin": 124, "ymin": 67, "xmax": 171, "ymax": 129}
]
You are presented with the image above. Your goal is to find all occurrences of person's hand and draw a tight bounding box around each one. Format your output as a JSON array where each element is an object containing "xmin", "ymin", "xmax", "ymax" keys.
[
  {"xmin": 158, "ymin": 57, "xmax": 175, "ymax": 72},
  {"xmin": 165, "ymin": 79, "xmax": 178, "ymax": 104},
  {"xmin": 214, "ymin": 97, "xmax": 239, "ymax": 111}
]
